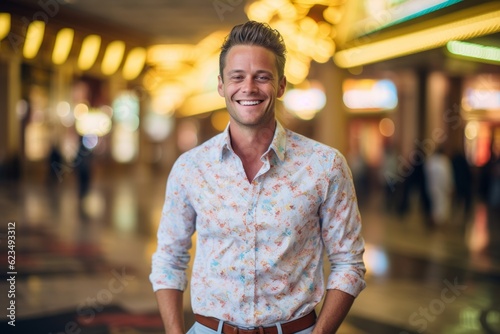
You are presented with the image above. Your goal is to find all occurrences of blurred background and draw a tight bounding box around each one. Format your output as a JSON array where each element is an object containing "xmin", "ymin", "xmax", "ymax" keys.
[{"xmin": 0, "ymin": 0, "xmax": 499, "ymax": 333}]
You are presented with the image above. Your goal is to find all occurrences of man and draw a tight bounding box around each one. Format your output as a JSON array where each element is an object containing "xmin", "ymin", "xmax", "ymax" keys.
[{"xmin": 150, "ymin": 21, "xmax": 366, "ymax": 334}]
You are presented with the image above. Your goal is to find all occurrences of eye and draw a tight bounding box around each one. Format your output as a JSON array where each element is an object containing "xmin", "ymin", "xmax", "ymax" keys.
[
  {"xmin": 230, "ymin": 75, "xmax": 244, "ymax": 81},
  {"xmin": 256, "ymin": 75, "xmax": 271, "ymax": 82}
]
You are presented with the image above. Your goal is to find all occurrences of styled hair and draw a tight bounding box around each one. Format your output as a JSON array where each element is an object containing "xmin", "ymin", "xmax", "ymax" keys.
[{"xmin": 219, "ymin": 21, "xmax": 286, "ymax": 80}]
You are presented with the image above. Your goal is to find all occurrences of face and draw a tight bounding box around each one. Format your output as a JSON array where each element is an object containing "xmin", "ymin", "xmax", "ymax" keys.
[{"xmin": 218, "ymin": 45, "xmax": 286, "ymax": 129}]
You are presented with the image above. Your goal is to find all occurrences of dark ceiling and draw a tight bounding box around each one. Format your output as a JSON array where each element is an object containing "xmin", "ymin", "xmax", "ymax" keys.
[{"xmin": 7, "ymin": 0, "xmax": 249, "ymax": 45}]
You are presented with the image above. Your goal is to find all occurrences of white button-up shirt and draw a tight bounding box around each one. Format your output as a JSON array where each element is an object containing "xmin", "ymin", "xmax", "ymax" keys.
[{"xmin": 150, "ymin": 121, "xmax": 365, "ymax": 326}]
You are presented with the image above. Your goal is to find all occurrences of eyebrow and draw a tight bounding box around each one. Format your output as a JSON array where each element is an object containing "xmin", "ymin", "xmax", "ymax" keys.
[{"xmin": 226, "ymin": 69, "xmax": 274, "ymax": 77}]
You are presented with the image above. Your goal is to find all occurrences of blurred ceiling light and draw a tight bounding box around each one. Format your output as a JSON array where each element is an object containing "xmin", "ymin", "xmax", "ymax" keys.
[
  {"xmin": 23, "ymin": 20, "xmax": 45, "ymax": 59},
  {"xmin": 122, "ymin": 47, "xmax": 147, "ymax": 80},
  {"xmin": 0, "ymin": 13, "xmax": 11, "ymax": 41},
  {"xmin": 299, "ymin": 17, "xmax": 318, "ymax": 35},
  {"xmin": 323, "ymin": 6, "xmax": 343, "ymax": 24},
  {"xmin": 283, "ymin": 86, "xmax": 326, "ymax": 120},
  {"xmin": 278, "ymin": 2, "xmax": 298, "ymax": 20},
  {"xmin": 152, "ymin": 84, "xmax": 187, "ymax": 116},
  {"xmin": 334, "ymin": 7, "xmax": 500, "ymax": 68},
  {"xmin": 52, "ymin": 28, "xmax": 74, "ymax": 65},
  {"xmin": 284, "ymin": 57, "xmax": 310, "ymax": 85},
  {"xmin": 78, "ymin": 34, "xmax": 101, "ymax": 71},
  {"xmin": 75, "ymin": 109, "xmax": 112, "ymax": 136},
  {"xmin": 447, "ymin": 40, "xmax": 500, "ymax": 64},
  {"xmin": 178, "ymin": 91, "xmax": 226, "ymax": 117},
  {"xmin": 245, "ymin": 0, "xmax": 341, "ymax": 82},
  {"xmin": 196, "ymin": 31, "xmax": 228, "ymax": 53},
  {"xmin": 56, "ymin": 101, "xmax": 71, "ymax": 117},
  {"xmin": 101, "ymin": 40, "xmax": 125, "ymax": 75},
  {"xmin": 246, "ymin": 1, "xmax": 275, "ymax": 22},
  {"xmin": 73, "ymin": 103, "xmax": 89, "ymax": 120},
  {"xmin": 82, "ymin": 133, "xmax": 99, "ymax": 149},
  {"xmin": 379, "ymin": 118, "xmax": 395, "ymax": 137},
  {"xmin": 464, "ymin": 121, "xmax": 479, "ymax": 140},
  {"xmin": 112, "ymin": 123, "xmax": 138, "ymax": 163},
  {"xmin": 312, "ymin": 38, "xmax": 335, "ymax": 63},
  {"xmin": 147, "ymin": 44, "xmax": 196, "ymax": 68},
  {"xmin": 343, "ymin": 79, "xmax": 398, "ymax": 110},
  {"xmin": 144, "ymin": 113, "xmax": 174, "ymax": 142}
]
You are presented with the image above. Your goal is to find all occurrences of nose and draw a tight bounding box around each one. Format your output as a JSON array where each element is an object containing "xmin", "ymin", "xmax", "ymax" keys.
[{"xmin": 241, "ymin": 77, "xmax": 258, "ymax": 94}]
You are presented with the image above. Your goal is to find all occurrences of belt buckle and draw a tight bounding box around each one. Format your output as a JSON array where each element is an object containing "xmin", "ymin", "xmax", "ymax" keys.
[{"xmin": 236, "ymin": 325, "xmax": 266, "ymax": 334}]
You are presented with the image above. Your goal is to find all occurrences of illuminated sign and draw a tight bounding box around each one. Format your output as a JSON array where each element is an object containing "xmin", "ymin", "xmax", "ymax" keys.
[
  {"xmin": 447, "ymin": 41, "xmax": 500, "ymax": 64},
  {"xmin": 283, "ymin": 87, "xmax": 326, "ymax": 120},
  {"xmin": 353, "ymin": 0, "xmax": 463, "ymax": 37},
  {"xmin": 343, "ymin": 79, "xmax": 398, "ymax": 111},
  {"xmin": 464, "ymin": 89, "xmax": 500, "ymax": 111},
  {"xmin": 462, "ymin": 75, "xmax": 500, "ymax": 113}
]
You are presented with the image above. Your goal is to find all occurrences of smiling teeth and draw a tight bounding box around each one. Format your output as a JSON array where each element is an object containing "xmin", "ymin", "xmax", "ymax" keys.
[{"xmin": 239, "ymin": 100, "xmax": 261, "ymax": 106}]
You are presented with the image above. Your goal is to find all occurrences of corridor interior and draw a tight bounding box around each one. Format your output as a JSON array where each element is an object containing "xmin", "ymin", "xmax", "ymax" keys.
[{"xmin": 0, "ymin": 164, "xmax": 499, "ymax": 334}]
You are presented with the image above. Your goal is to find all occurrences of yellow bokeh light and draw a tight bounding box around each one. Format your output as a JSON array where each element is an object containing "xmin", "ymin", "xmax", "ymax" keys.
[
  {"xmin": 23, "ymin": 21, "xmax": 45, "ymax": 59},
  {"xmin": 379, "ymin": 118, "xmax": 395, "ymax": 137},
  {"xmin": 122, "ymin": 47, "xmax": 147, "ymax": 80},
  {"xmin": 74, "ymin": 103, "xmax": 89, "ymax": 120},
  {"xmin": 0, "ymin": 13, "xmax": 11, "ymax": 41},
  {"xmin": 78, "ymin": 35, "xmax": 101, "ymax": 71},
  {"xmin": 52, "ymin": 28, "xmax": 74, "ymax": 65},
  {"xmin": 102, "ymin": 40, "xmax": 125, "ymax": 76},
  {"xmin": 211, "ymin": 111, "xmax": 230, "ymax": 132}
]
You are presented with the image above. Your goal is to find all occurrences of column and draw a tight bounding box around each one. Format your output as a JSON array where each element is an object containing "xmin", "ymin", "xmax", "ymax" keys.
[
  {"xmin": 0, "ymin": 55, "xmax": 22, "ymax": 179},
  {"xmin": 313, "ymin": 62, "xmax": 348, "ymax": 153}
]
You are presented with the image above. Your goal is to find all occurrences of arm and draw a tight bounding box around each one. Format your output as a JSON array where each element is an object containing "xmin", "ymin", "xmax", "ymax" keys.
[
  {"xmin": 313, "ymin": 289, "xmax": 355, "ymax": 334},
  {"xmin": 150, "ymin": 158, "xmax": 196, "ymax": 333},
  {"xmin": 318, "ymin": 152, "xmax": 366, "ymax": 330},
  {"xmin": 155, "ymin": 289, "xmax": 185, "ymax": 334}
]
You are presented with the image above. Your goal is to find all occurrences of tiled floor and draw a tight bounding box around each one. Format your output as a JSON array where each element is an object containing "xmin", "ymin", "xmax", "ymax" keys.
[{"xmin": 1, "ymin": 165, "xmax": 499, "ymax": 334}]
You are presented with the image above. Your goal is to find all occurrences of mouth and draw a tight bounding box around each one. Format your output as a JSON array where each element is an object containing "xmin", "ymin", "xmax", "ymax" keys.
[{"xmin": 237, "ymin": 100, "xmax": 263, "ymax": 106}]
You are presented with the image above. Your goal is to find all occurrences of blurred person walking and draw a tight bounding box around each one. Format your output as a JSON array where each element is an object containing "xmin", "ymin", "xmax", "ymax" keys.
[
  {"xmin": 451, "ymin": 148, "xmax": 473, "ymax": 219},
  {"xmin": 73, "ymin": 137, "xmax": 92, "ymax": 201},
  {"xmin": 481, "ymin": 132, "xmax": 500, "ymax": 211},
  {"xmin": 380, "ymin": 144, "xmax": 399, "ymax": 212},
  {"xmin": 150, "ymin": 21, "xmax": 365, "ymax": 334},
  {"xmin": 425, "ymin": 146, "xmax": 454, "ymax": 226}
]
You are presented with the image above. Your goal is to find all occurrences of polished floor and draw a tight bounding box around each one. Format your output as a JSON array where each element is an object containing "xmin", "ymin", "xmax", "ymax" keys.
[{"xmin": 1, "ymin": 164, "xmax": 499, "ymax": 334}]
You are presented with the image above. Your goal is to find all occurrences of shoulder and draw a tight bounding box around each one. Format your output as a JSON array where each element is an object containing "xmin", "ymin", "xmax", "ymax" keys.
[
  {"xmin": 284, "ymin": 128, "xmax": 345, "ymax": 164},
  {"xmin": 171, "ymin": 132, "xmax": 225, "ymax": 172}
]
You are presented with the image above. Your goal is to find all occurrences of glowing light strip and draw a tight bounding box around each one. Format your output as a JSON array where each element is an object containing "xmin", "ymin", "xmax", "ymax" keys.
[
  {"xmin": 52, "ymin": 28, "xmax": 74, "ymax": 65},
  {"xmin": 334, "ymin": 9, "xmax": 500, "ymax": 68},
  {"xmin": 101, "ymin": 40, "xmax": 125, "ymax": 75},
  {"xmin": 78, "ymin": 35, "xmax": 101, "ymax": 71},
  {"xmin": 178, "ymin": 91, "xmax": 226, "ymax": 117},
  {"xmin": 122, "ymin": 47, "xmax": 146, "ymax": 80},
  {"xmin": 23, "ymin": 21, "xmax": 45, "ymax": 59},
  {"xmin": 354, "ymin": 0, "xmax": 463, "ymax": 36},
  {"xmin": 447, "ymin": 40, "xmax": 500, "ymax": 63},
  {"xmin": 0, "ymin": 13, "xmax": 10, "ymax": 41}
]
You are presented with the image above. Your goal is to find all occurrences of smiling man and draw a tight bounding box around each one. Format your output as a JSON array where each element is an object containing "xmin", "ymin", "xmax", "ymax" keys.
[{"xmin": 150, "ymin": 21, "xmax": 366, "ymax": 334}]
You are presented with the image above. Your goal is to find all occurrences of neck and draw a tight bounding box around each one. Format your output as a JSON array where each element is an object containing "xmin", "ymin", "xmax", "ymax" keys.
[{"xmin": 229, "ymin": 121, "xmax": 276, "ymax": 160}]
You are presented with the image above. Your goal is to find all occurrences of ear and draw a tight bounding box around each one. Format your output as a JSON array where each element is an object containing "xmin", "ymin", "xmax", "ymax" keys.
[
  {"xmin": 277, "ymin": 76, "xmax": 286, "ymax": 98},
  {"xmin": 217, "ymin": 75, "xmax": 224, "ymax": 97}
]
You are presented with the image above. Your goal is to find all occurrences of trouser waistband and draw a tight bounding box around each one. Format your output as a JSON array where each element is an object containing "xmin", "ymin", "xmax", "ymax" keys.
[{"xmin": 194, "ymin": 311, "xmax": 316, "ymax": 334}]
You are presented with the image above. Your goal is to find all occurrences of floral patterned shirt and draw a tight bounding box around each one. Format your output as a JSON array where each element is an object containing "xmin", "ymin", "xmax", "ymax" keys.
[{"xmin": 150, "ymin": 121, "xmax": 366, "ymax": 326}]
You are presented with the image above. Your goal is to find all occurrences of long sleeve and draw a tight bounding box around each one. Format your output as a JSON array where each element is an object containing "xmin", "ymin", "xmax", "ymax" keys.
[
  {"xmin": 150, "ymin": 159, "xmax": 196, "ymax": 292},
  {"xmin": 321, "ymin": 153, "xmax": 366, "ymax": 297}
]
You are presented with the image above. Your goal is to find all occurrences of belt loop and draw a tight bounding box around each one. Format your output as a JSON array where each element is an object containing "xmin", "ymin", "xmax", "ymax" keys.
[
  {"xmin": 275, "ymin": 323, "xmax": 283, "ymax": 334},
  {"xmin": 217, "ymin": 319, "xmax": 224, "ymax": 334}
]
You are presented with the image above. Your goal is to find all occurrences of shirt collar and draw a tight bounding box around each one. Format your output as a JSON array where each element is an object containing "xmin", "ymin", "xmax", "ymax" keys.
[{"xmin": 219, "ymin": 121, "xmax": 286, "ymax": 162}]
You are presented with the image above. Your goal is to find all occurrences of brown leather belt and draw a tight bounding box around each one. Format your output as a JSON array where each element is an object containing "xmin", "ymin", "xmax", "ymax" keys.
[{"xmin": 194, "ymin": 311, "xmax": 316, "ymax": 334}]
